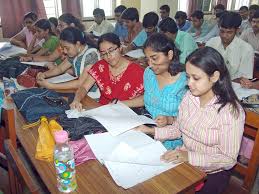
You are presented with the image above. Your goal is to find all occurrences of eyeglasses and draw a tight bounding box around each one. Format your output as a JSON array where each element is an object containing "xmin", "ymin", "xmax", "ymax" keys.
[{"xmin": 100, "ymin": 47, "xmax": 118, "ymax": 58}]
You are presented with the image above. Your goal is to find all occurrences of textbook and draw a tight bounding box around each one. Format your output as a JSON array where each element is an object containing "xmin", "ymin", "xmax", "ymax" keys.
[
  {"xmin": 85, "ymin": 130, "xmax": 178, "ymax": 189},
  {"xmin": 66, "ymin": 102, "xmax": 156, "ymax": 136}
]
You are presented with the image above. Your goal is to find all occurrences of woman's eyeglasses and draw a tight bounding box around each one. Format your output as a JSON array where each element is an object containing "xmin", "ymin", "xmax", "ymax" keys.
[{"xmin": 100, "ymin": 47, "xmax": 118, "ymax": 58}]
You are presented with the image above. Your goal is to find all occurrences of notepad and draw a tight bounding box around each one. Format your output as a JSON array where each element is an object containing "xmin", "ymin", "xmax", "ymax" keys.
[
  {"xmin": 125, "ymin": 49, "xmax": 145, "ymax": 59},
  {"xmin": 66, "ymin": 102, "xmax": 156, "ymax": 136},
  {"xmin": 46, "ymin": 73, "xmax": 77, "ymax": 84},
  {"xmin": 85, "ymin": 130, "xmax": 178, "ymax": 189},
  {"xmin": 232, "ymin": 82, "xmax": 258, "ymax": 100},
  {"xmin": 21, "ymin": 61, "xmax": 49, "ymax": 67}
]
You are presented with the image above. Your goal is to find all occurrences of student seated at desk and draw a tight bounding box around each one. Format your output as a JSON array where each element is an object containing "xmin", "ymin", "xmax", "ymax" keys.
[
  {"xmin": 36, "ymin": 27, "xmax": 99, "ymax": 90},
  {"xmin": 25, "ymin": 19, "xmax": 59, "ymax": 57},
  {"xmin": 20, "ymin": 13, "xmax": 86, "ymax": 68},
  {"xmin": 123, "ymin": 12, "xmax": 159, "ymax": 53},
  {"xmin": 174, "ymin": 11, "xmax": 191, "ymax": 32},
  {"xmin": 121, "ymin": 8, "xmax": 143, "ymax": 45},
  {"xmin": 70, "ymin": 33, "xmax": 144, "ymax": 110},
  {"xmin": 114, "ymin": 5, "xmax": 128, "ymax": 41},
  {"xmin": 159, "ymin": 17, "xmax": 197, "ymax": 64},
  {"xmin": 206, "ymin": 12, "xmax": 254, "ymax": 83},
  {"xmin": 10, "ymin": 12, "xmax": 42, "ymax": 49},
  {"xmin": 143, "ymin": 33, "xmax": 187, "ymax": 149},
  {"xmin": 49, "ymin": 17, "xmax": 59, "ymax": 36},
  {"xmin": 136, "ymin": 47, "xmax": 245, "ymax": 194}
]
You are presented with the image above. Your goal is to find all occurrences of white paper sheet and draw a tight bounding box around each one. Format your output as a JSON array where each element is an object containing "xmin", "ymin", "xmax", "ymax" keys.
[
  {"xmin": 0, "ymin": 42, "xmax": 12, "ymax": 52},
  {"xmin": 21, "ymin": 61, "xmax": 49, "ymax": 67},
  {"xmin": 125, "ymin": 49, "xmax": 145, "ymax": 59},
  {"xmin": 0, "ymin": 44, "xmax": 27, "ymax": 57},
  {"xmin": 46, "ymin": 73, "xmax": 77, "ymax": 84},
  {"xmin": 85, "ymin": 131, "xmax": 178, "ymax": 189},
  {"xmin": 232, "ymin": 82, "xmax": 258, "ymax": 100},
  {"xmin": 67, "ymin": 102, "xmax": 156, "ymax": 136}
]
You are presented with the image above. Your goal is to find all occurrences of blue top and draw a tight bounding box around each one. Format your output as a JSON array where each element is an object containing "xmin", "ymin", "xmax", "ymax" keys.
[
  {"xmin": 144, "ymin": 67, "xmax": 187, "ymax": 119},
  {"xmin": 178, "ymin": 20, "xmax": 191, "ymax": 32},
  {"xmin": 132, "ymin": 29, "xmax": 147, "ymax": 47},
  {"xmin": 114, "ymin": 22, "xmax": 128, "ymax": 41}
]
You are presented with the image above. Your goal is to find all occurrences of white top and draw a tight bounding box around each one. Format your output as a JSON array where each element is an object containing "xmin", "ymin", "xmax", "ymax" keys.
[
  {"xmin": 87, "ymin": 20, "xmax": 115, "ymax": 36},
  {"xmin": 206, "ymin": 36, "xmax": 254, "ymax": 79}
]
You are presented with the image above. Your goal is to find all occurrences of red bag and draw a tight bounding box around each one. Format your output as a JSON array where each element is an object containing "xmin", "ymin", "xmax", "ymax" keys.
[{"xmin": 17, "ymin": 67, "xmax": 46, "ymax": 88}]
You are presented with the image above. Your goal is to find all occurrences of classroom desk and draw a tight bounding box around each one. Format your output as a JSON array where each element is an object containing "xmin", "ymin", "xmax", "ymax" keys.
[{"xmin": 11, "ymin": 96, "xmax": 206, "ymax": 194}]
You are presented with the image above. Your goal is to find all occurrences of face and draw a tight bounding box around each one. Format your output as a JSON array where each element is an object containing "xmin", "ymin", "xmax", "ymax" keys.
[
  {"xmin": 24, "ymin": 18, "xmax": 34, "ymax": 30},
  {"xmin": 115, "ymin": 12, "xmax": 123, "ymax": 23},
  {"xmin": 219, "ymin": 27, "xmax": 237, "ymax": 46},
  {"xmin": 123, "ymin": 19, "xmax": 136, "ymax": 29},
  {"xmin": 35, "ymin": 27, "xmax": 49, "ymax": 39},
  {"xmin": 145, "ymin": 26, "xmax": 157, "ymax": 37},
  {"xmin": 191, "ymin": 17, "xmax": 203, "ymax": 29},
  {"xmin": 61, "ymin": 40, "xmax": 80, "ymax": 58},
  {"xmin": 239, "ymin": 9, "xmax": 249, "ymax": 20},
  {"xmin": 251, "ymin": 18, "xmax": 259, "ymax": 34},
  {"xmin": 186, "ymin": 62, "xmax": 217, "ymax": 97},
  {"xmin": 249, "ymin": 9, "xmax": 256, "ymax": 20},
  {"xmin": 176, "ymin": 18, "xmax": 185, "ymax": 27},
  {"xmin": 94, "ymin": 14, "xmax": 104, "ymax": 25},
  {"xmin": 99, "ymin": 41, "xmax": 121, "ymax": 66},
  {"xmin": 144, "ymin": 47, "xmax": 173, "ymax": 75},
  {"xmin": 160, "ymin": 9, "xmax": 169, "ymax": 20},
  {"xmin": 58, "ymin": 20, "xmax": 69, "ymax": 32}
]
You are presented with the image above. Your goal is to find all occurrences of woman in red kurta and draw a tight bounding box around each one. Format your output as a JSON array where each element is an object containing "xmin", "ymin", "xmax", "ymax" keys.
[{"xmin": 70, "ymin": 33, "xmax": 144, "ymax": 110}]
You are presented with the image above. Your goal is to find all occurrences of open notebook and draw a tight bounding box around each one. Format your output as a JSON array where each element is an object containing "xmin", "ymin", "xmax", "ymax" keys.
[
  {"xmin": 46, "ymin": 73, "xmax": 77, "ymax": 84},
  {"xmin": 0, "ymin": 43, "xmax": 27, "ymax": 58},
  {"xmin": 85, "ymin": 130, "xmax": 178, "ymax": 189},
  {"xmin": 232, "ymin": 82, "xmax": 258, "ymax": 100},
  {"xmin": 21, "ymin": 61, "xmax": 49, "ymax": 67},
  {"xmin": 125, "ymin": 49, "xmax": 145, "ymax": 59},
  {"xmin": 66, "ymin": 102, "xmax": 156, "ymax": 136}
]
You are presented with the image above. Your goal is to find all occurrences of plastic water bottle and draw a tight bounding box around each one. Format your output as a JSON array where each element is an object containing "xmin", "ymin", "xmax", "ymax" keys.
[{"xmin": 54, "ymin": 130, "xmax": 77, "ymax": 192}]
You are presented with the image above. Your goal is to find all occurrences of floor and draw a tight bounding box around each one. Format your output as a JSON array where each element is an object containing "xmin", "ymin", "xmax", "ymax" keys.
[{"xmin": 1, "ymin": 166, "xmax": 258, "ymax": 194}]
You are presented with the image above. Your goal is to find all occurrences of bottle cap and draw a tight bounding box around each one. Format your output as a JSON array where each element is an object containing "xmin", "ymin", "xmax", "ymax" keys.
[{"xmin": 54, "ymin": 130, "xmax": 68, "ymax": 143}]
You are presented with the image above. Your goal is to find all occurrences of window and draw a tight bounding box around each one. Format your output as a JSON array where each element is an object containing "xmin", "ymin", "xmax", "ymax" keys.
[
  {"xmin": 81, "ymin": 0, "xmax": 115, "ymax": 18},
  {"xmin": 43, "ymin": 0, "xmax": 62, "ymax": 18},
  {"xmin": 234, "ymin": 0, "xmax": 250, "ymax": 10},
  {"xmin": 178, "ymin": 0, "xmax": 213, "ymax": 13}
]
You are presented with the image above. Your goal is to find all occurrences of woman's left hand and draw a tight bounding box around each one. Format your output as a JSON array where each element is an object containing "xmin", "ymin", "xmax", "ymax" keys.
[
  {"xmin": 161, "ymin": 149, "xmax": 188, "ymax": 164},
  {"xmin": 37, "ymin": 78, "xmax": 51, "ymax": 88}
]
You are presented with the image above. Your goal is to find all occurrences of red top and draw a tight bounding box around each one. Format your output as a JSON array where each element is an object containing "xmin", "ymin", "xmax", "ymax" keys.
[{"xmin": 88, "ymin": 59, "xmax": 144, "ymax": 105}]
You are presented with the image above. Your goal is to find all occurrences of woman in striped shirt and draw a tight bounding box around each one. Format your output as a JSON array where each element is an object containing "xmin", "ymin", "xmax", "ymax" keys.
[
  {"xmin": 137, "ymin": 47, "xmax": 245, "ymax": 194},
  {"xmin": 143, "ymin": 33, "xmax": 187, "ymax": 150}
]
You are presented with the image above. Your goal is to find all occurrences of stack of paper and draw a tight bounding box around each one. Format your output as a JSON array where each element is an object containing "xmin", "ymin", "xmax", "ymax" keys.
[
  {"xmin": 66, "ymin": 102, "xmax": 156, "ymax": 136},
  {"xmin": 46, "ymin": 73, "xmax": 77, "ymax": 84},
  {"xmin": 0, "ymin": 43, "xmax": 27, "ymax": 58},
  {"xmin": 85, "ymin": 131, "xmax": 178, "ymax": 189},
  {"xmin": 232, "ymin": 82, "xmax": 258, "ymax": 100}
]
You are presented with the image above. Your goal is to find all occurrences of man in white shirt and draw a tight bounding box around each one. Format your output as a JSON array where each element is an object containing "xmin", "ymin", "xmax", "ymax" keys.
[
  {"xmin": 87, "ymin": 8, "xmax": 114, "ymax": 36},
  {"xmin": 206, "ymin": 12, "xmax": 254, "ymax": 82}
]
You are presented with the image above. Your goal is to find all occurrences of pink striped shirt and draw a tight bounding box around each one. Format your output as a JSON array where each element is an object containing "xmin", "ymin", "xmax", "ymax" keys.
[{"xmin": 155, "ymin": 91, "xmax": 245, "ymax": 173}]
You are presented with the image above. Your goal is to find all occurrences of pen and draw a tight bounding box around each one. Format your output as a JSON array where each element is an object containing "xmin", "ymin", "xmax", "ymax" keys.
[{"xmin": 249, "ymin": 78, "xmax": 258, "ymax": 82}]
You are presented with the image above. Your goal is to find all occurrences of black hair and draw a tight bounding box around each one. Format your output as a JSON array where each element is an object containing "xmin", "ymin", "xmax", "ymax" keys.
[
  {"xmin": 23, "ymin": 12, "xmax": 37, "ymax": 21},
  {"xmin": 114, "ymin": 5, "xmax": 127, "ymax": 13},
  {"xmin": 160, "ymin": 5, "xmax": 170, "ymax": 13},
  {"xmin": 143, "ymin": 12, "xmax": 159, "ymax": 28},
  {"xmin": 186, "ymin": 47, "xmax": 241, "ymax": 115},
  {"xmin": 175, "ymin": 11, "xmax": 187, "ymax": 20},
  {"xmin": 219, "ymin": 11, "xmax": 242, "ymax": 29},
  {"xmin": 121, "ymin": 8, "xmax": 139, "ymax": 22},
  {"xmin": 252, "ymin": 9, "xmax": 259, "ymax": 19},
  {"xmin": 49, "ymin": 17, "xmax": 58, "ymax": 27},
  {"xmin": 34, "ymin": 19, "xmax": 53, "ymax": 34},
  {"xmin": 249, "ymin": 4, "xmax": 259, "ymax": 11},
  {"xmin": 158, "ymin": 17, "xmax": 178, "ymax": 34},
  {"xmin": 239, "ymin": 6, "xmax": 248, "ymax": 11},
  {"xmin": 58, "ymin": 13, "xmax": 85, "ymax": 31},
  {"xmin": 191, "ymin": 10, "xmax": 204, "ymax": 20},
  {"xmin": 60, "ymin": 27, "xmax": 86, "ymax": 45},
  {"xmin": 216, "ymin": 10, "xmax": 227, "ymax": 18},
  {"xmin": 97, "ymin": 33, "xmax": 121, "ymax": 50},
  {"xmin": 144, "ymin": 33, "xmax": 183, "ymax": 76},
  {"xmin": 93, "ymin": 8, "xmax": 105, "ymax": 17},
  {"xmin": 214, "ymin": 4, "xmax": 225, "ymax": 11}
]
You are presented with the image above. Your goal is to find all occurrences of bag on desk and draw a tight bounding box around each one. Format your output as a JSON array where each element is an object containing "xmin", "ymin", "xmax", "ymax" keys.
[
  {"xmin": 241, "ymin": 94, "xmax": 259, "ymax": 114},
  {"xmin": 0, "ymin": 57, "xmax": 28, "ymax": 78},
  {"xmin": 11, "ymin": 88, "xmax": 70, "ymax": 122}
]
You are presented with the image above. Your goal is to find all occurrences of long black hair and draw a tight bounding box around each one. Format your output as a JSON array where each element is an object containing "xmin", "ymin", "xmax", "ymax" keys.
[
  {"xmin": 60, "ymin": 27, "xmax": 86, "ymax": 45},
  {"xmin": 143, "ymin": 33, "xmax": 183, "ymax": 76},
  {"xmin": 186, "ymin": 47, "xmax": 241, "ymax": 115},
  {"xmin": 34, "ymin": 19, "xmax": 54, "ymax": 35},
  {"xmin": 58, "ymin": 13, "xmax": 85, "ymax": 31},
  {"xmin": 97, "ymin": 33, "xmax": 121, "ymax": 50}
]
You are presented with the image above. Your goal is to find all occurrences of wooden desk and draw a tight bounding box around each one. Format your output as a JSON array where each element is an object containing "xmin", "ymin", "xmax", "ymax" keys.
[{"xmin": 12, "ymin": 97, "xmax": 206, "ymax": 194}]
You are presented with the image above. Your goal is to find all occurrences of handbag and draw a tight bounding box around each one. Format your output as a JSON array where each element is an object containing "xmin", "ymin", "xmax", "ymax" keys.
[
  {"xmin": 241, "ymin": 94, "xmax": 259, "ymax": 114},
  {"xmin": 11, "ymin": 88, "xmax": 70, "ymax": 122}
]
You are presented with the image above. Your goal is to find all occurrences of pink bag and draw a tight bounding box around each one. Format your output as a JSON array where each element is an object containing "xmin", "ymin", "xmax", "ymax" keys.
[{"xmin": 69, "ymin": 138, "xmax": 96, "ymax": 166}]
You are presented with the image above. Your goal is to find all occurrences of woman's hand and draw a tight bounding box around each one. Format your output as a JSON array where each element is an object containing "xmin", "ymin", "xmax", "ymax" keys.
[
  {"xmin": 240, "ymin": 77, "xmax": 253, "ymax": 88},
  {"xmin": 161, "ymin": 149, "xmax": 188, "ymax": 164},
  {"xmin": 135, "ymin": 125, "xmax": 155, "ymax": 135},
  {"xmin": 155, "ymin": 116, "xmax": 169, "ymax": 127},
  {"xmin": 36, "ymin": 72, "xmax": 46, "ymax": 80},
  {"xmin": 45, "ymin": 62, "xmax": 57, "ymax": 70},
  {"xmin": 37, "ymin": 78, "xmax": 51, "ymax": 88},
  {"xmin": 70, "ymin": 100, "xmax": 83, "ymax": 112},
  {"xmin": 20, "ymin": 56, "xmax": 32, "ymax": 62}
]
